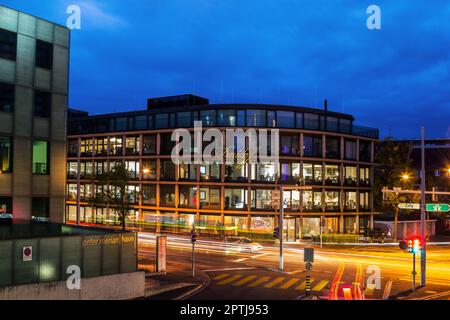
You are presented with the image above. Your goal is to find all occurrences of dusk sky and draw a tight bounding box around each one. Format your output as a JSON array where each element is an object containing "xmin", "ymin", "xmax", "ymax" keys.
[{"xmin": 3, "ymin": 0, "xmax": 450, "ymax": 139}]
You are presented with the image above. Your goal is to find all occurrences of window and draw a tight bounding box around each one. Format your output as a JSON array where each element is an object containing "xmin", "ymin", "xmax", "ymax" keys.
[
  {"xmin": 95, "ymin": 138, "xmax": 108, "ymax": 156},
  {"xmin": 160, "ymin": 160, "xmax": 175, "ymax": 180},
  {"xmin": 200, "ymin": 162, "xmax": 220, "ymax": 181},
  {"xmin": 142, "ymin": 135, "xmax": 157, "ymax": 155},
  {"xmin": 0, "ymin": 28, "xmax": 17, "ymax": 61},
  {"xmin": 142, "ymin": 185, "xmax": 156, "ymax": 205},
  {"xmin": 360, "ymin": 192, "xmax": 370, "ymax": 210},
  {"xmin": 179, "ymin": 186, "xmax": 197, "ymax": 208},
  {"xmin": 109, "ymin": 137, "xmax": 122, "ymax": 156},
  {"xmin": 155, "ymin": 113, "xmax": 168, "ymax": 129},
  {"xmin": 177, "ymin": 111, "xmax": 191, "ymax": 127},
  {"xmin": 345, "ymin": 191, "xmax": 357, "ymax": 211},
  {"xmin": 325, "ymin": 191, "xmax": 340, "ymax": 211},
  {"xmin": 125, "ymin": 161, "xmax": 140, "ymax": 179},
  {"xmin": 277, "ymin": 111, "xmax": 295, "ymax": 128},
  {"xmin": 34, "ymin": 90, "xmax": 51, "ymax": 118},
  {"xmin": 325, "ymin": 164, "xmax": 340, "ymax": 185},
  {"xmin": 35, "ymin": 40, "xmax": 53, "ymax": 69},
  {"xmin": 345, "ymin": 140, "xmax": 357, "ymax": 160},
  {"xmin": 280, "ymin": 163, "xmax": 293, "ymax": 183},
  {"xmin": 67, "ymin": 139, "xmax": 78, "ymax": 157},
  {"xmin": 67, "ymin": 161, "xmax": 77, "ymax": 178},
  {"xmin": 0, "ymin": 197, "xmax": 12, "ymax": 215},
  {"xmin": 200, "ymin": 110, "xmax": 216, "ymax": 126},
  {"xmin": 95, "ymin": 161, "xmax": 108, "ymax": 177},
  {"xmin": 359, "ymin": 167, "xmax": 370, "ymax": 186},
  {"xmin": 224, "ymin": 188, "xmax": 247, "ymax": 209},
  {"xmin": 251, "ymin": 189, "xmax": 274, "ymax": 210},
  {"xmin": 80, "ymin": 139, "xmax": 93, "ymax": 157},
  {"xmin": 179, "ymin": 162, "xmax": 197, "ymax": 181},
  {"xmin": 251, "ymin": 162, "xmax": 278, "ymax": 182},
  {"xmin": 225, "ymin": 162, "xmax": 248, "ymax": 182},
  {"xmin": 296, "ymin": 113, "xmax": 303, "ymax": 128},
  {"xmin": 115, "ymin": 117, "xmax": 127, "ymax": 131},
  {"xmin": 303, "ymin": 163, "xmax": 322, "ymax": 185},
  {"xmin": 283, "ymin": 190, "xmax": 300, "ymax": 210},
  {"xmin": 217, "ymin": 110, "xmax": 236, "ymax": 126},
  {"xmin": 80, "ymin": 161, "xmax": 93, "ymax": 178},
  {"xmin": 135, "ymin": 115, "xmax": 147, "ymax": 130},
  {"xmin": 340, "ymin": 119, "xmax": 351, "ymax": 133},
  {"xmin": 326, "ymin": 117, "xmax": 339, "ymax": 132},
  {"xmin": 32, "ymin": 140, "xmax": 49, "ymax": 174},
  {"xmin": 125, "ymin": 136, "xmax": 140, "ymax": 155},
  {"xmin": 280, "ymin": 135, "xmax": 300, "ymax": 156},
  {"xmin": 142, "ymin": 160, "xmax": 157, "ymax": 180},
  {"xmin": 199, "ymin": 187, "xmax": 220, "ymax": 209},
  {"xmin": 0, "ymin": 82, "xmax": 14, "ymax": 112},
  {"xmin": 160, "ymin": 133, "xmax": 175, "ymax": 155},
  {"xmin": 304, "ymin": 113, "xmax": 320, "ymax": 130},
  {"xmin": 246, "ymin": 110, "xmax": 266, "ymax": 127},
  {"xmin": 303, "ymin": 190, "xmax": 322, "ymax": 211},
  {"xmin": 126, "ymin": 185, "xmax": 140, "ymax": 204},
  {"xmin": 32, "ymin": 197, "xmax": 49, "ymax": 219},
  {"xmin": 303, "ymin": 135, "xmax": 322, "ymax": 157},
  {"xmin": 0, "ymin": 136, "xmax": 12, "ymax": 173},
  {"xmin": 160, "ymin": 185, "xmax": 175, "ymax": 206},
  {"xmin": 237, "ymin": 110, "xmax": 246, "ymax": 126},
  {"xmin": 359, "ymin": 141, "xmax": 371, "ymax": 162},
  {"xmin": 344, "ymin": 166, "xmax": 357, "ymax": 185},
  {"xmin": 267, "ymin": 111, "xmax": 276, "ymax": 127},
  {"xmin": 326, "ymin": 136, "xmax": 340, "ymax": 159}
]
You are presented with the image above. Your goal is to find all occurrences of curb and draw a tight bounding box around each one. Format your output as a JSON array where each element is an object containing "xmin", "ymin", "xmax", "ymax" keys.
[
  {"xmin": 144, "ymin": 282, "xmax": 196, "ymax": 298},
  {"xmin": 173, "ymin": 268, "xmax": 211, "ymax": 301}
]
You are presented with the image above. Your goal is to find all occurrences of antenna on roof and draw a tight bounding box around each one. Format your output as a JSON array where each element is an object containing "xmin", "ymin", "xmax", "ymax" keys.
[{"xmin": 324, "ymin": 99, "xmax": 328, "ymax": 112}]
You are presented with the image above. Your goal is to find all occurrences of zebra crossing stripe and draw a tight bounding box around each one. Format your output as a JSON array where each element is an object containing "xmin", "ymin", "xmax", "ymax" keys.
[
  {"xmin": 218, "ymin": 274, "xmax": 242, "ymax": 285},
  {"xmin": 248, "ymin": 276, "xmax": 271, "ymax": 287},
  {"xmin": 213, "ymin": 274, "xmax": 230, "ymax": 281},
  {"xmin": 264, "ymin": 277, "xmax": 285, "ymax": 288},
  {"xmin": 233, "ymin": 275, "xmax": 257, "ymax": 287},
  {"xmin": 312, "ymin": 280, "xmax": 328, "ymax": 292},
  {"xmin": 280, "ymin": 278, "xmax": 300, "ymax": 289}
]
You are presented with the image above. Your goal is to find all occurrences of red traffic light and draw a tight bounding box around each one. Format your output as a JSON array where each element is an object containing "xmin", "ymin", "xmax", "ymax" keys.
[
  {"xmin": 401, "ymin": 236, "xmax": 422, "ymax": 254},
  {"xmin": 399, "ymin": 240, "xmax": 408, "ymax": 251}
]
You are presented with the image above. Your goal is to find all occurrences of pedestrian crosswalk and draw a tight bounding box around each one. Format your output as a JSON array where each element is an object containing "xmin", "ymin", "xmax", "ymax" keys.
[{"xmin": 212, "ymin": 273, "xmax": 330, "ymax": 292}]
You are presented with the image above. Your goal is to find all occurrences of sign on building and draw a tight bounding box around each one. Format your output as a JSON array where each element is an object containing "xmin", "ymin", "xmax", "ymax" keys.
[{"xmin": 23, "ymin": 246, "xmax": 33, "ymax": 262}]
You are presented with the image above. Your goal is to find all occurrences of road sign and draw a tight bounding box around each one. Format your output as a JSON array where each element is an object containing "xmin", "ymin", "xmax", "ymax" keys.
[
  {"xmin": 23, "ymin": 246, "xmax": 32, "ymax": 262},
  {"xmin": 305, "ymin": 261, "xmax": 313, "ymax": 270},
  {"xmin": 399, "ymin": 203, "xmax": 450, "ymax": 212},
  {"xmin": 304, "ymin": 247, "xmax": 314, "ymax": 263},
  {"xmin": 398, "ymin": 203, "xmax": 420, "ymax": 210}
]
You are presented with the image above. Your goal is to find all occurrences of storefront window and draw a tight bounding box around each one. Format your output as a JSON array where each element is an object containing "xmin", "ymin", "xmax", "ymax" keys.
[
  {"xmin": 250, "ymin": 216, "xmax": 274, "ymax": 233},
  {"xmin": 198, "ymin": 215, "xmax": 223, "ymax": 234},
  {"xmin": 224, "ymin": 215, "xmax": 248, "ymax": 234},
  {"xmin": 324, "ymin": 164, "xmax": 340, "ymax": 185},
  {"xmin": 344, "ymin": 216, "xmax": 357, "ymax": 234},
  {"xmin": 325, "ymin": 191, "xmax": 340, "ymax": 211},
  {"xmin": 224, "ymin": 188, "xmax": 247, "ymax": 210},
  {"xmin": 303, "ymin": 135, "xmax": 322, "ymax": 157}
]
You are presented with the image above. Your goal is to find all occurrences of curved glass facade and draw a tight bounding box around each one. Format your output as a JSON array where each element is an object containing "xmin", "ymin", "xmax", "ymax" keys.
[{"xmin": 66, "ymin": 102, "xmax": 379, "ymax": 240}]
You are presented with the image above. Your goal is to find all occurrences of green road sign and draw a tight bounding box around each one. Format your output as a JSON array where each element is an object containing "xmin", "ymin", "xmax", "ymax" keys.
[{"xmin": 399, "ymin": 203, "xmax": 450, "ymax": 212}]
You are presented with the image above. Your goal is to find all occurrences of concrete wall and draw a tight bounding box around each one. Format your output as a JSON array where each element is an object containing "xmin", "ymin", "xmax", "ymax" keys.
[{"xmin": 0, "ymin": 271, "xmax": 145, "ymax": 300}]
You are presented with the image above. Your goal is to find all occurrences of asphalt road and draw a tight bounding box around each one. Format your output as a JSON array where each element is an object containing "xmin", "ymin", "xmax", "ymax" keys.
[{"xmin": 138, "ymin": 233, "xmax": 450, "ymax": 300}]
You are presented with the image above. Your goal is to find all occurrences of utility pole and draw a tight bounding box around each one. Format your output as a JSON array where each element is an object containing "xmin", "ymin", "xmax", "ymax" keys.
[{"xmin": 420, "ymin": 127, "xmax": 426, "ymax": 287}]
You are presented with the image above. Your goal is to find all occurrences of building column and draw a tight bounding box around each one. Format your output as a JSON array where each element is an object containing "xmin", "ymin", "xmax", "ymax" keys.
[
  {"xmin": 370, "ymin": 214, "xmax": 374, "ymax": 231},
  {"xmin": 339, "ymin": 214, "xmax": 344, "ymax": 234},
  {"xmin": 355, "ymin": 214, "xmax": 360, "ymax": 235}
]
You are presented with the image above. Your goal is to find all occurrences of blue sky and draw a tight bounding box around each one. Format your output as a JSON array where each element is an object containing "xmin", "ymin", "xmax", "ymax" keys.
[{"xmin": 3, "ymin": 0, "xmax": 450, "ymax": 139}]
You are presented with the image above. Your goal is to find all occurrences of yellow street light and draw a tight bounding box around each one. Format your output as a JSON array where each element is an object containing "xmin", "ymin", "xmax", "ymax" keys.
[{"xmin": 402, "ymin": 174, "xmax": 410, "ymax": 181}]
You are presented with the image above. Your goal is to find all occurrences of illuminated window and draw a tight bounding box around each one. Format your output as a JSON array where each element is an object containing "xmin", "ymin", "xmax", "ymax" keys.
[
  {"xmin": 0, "ymin": 136, "xmax": 12, "ymax": 173},
  {"xmin": 32, "ymin": 140, "xmax": 49, "ymax": 174}
]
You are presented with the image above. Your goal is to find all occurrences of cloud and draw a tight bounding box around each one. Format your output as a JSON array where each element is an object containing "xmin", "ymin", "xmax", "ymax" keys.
[{"xmin": 76, "ymin": 0, "xmax": 129, "ymax": 29}]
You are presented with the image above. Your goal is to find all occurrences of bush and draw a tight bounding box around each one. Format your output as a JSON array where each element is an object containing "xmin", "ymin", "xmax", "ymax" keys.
[
  {"xmin": 312, "ymin": 234, "xmax": 367, "ymax": 243},
  {"xmin": 237, "ymin": 231, "xmax": 275, "ymax": 242}
]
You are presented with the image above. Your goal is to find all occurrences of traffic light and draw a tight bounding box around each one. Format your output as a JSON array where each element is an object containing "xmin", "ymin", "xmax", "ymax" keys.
[
  {"xmin": 190, "ymin": 229, "xmax": 198, "ymax": 243},
  {"xmin": 273, "ymin": 227, "xmax": 279, "ymax": 239},
  {"xmin": 401, "ymin": 236, "xmax": 422, "ymax": 254},
  {"xmin": 412, "ymin": 238, "xmax": 421, "ymax": 254}
]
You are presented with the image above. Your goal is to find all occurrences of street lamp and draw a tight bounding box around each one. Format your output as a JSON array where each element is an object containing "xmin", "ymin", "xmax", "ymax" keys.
[{"xmin": 402, "ymin": 174, "xmax": 410, "ymax": 181}]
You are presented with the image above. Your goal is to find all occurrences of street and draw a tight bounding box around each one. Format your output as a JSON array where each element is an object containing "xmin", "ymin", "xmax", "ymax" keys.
[{"xmin": 137, "ymin": 233, "xmax": 450, "ymax": 300}]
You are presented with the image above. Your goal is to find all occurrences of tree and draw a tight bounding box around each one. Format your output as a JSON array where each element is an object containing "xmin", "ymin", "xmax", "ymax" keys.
[
  {"xmin": 374, "ymin": 138, "xmax": 419, "ymax": 240},
  {"xmin": 90, "ymin": 162, "xmax": 133, "ymax": 231}
]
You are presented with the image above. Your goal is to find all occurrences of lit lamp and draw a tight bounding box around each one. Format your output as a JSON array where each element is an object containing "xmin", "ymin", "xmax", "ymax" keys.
[
  {"xmin": 142, "ymin": 168, "xmax": 150, "ymax": 174},
  {"xmin": 401, "ymin": 174, "xmax": 410, "ymax": 181}
]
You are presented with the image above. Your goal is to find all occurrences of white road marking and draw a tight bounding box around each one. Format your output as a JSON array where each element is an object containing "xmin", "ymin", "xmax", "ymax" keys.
[
  {"xmin": 203, "ymin": 267, "xmax": 257, "ymax": 272},
  {"xmin": 382, "ymin": 280, "xmax": 393, "ymax": 300}
]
